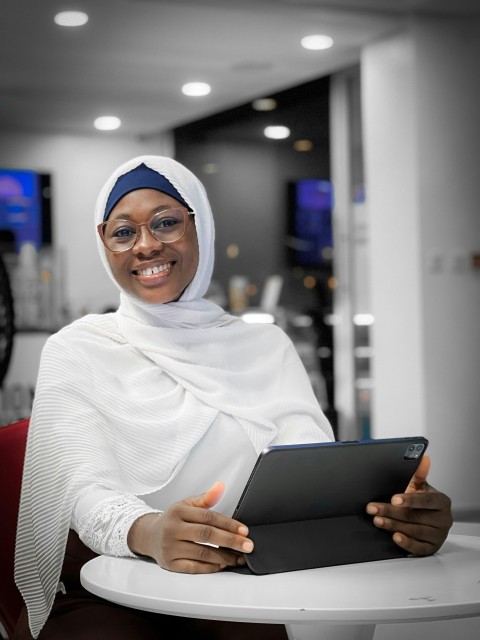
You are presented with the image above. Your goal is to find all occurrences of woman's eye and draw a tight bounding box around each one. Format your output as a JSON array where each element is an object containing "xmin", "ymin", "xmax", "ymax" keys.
[
  {"xmin": 112, "ymin": 225, "xmax": 135, "ymax": 239},
  {"xmin": 152, "ymin": 216, "xmax": 179, "ymax": 231}
]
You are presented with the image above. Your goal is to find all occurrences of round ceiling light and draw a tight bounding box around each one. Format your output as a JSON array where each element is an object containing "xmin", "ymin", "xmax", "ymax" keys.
[
  {"xmin": 94, "ymin": 116, "xmax": 121, "ymax": 131},
  {"xmin": 252, "ymin": 98, "xmax": 277, "ymax": 111},
  {"xmin": 293, "ymin": 139, "xmax": 314, "ymax": 152},
  {"xmin": 264, "ymin": 126, "xmax": 290, "ymax": 140},
  {"xmin": 182, "ymin": 82, "xmax": 211, "ymax": 97},
  {"xmin": 54, "ymin": 11, "xmax": 89, "ymax": 27},
  {"xmin": 301, "ymin": 35, "xmax": 334, "ymax": 50}
]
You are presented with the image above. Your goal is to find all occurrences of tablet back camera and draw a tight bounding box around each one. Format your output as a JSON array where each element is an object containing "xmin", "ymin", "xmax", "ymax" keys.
[{"xmin": 404, "ymin": 443, "xmax": 425, "ymax": 460}]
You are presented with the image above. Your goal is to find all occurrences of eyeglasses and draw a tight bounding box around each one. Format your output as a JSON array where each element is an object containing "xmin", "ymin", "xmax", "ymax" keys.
[{"xmin": 97, "ymin": 207, "xmax": 194, "ymax": 253}]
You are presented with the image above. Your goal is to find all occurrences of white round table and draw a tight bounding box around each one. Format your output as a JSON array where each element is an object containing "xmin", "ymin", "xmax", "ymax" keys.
[{"xmin": 80, "ymin": 533, "xmax": 480, "ymax": 640}]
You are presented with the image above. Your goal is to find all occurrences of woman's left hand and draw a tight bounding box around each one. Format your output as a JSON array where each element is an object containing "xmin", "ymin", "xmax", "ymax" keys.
[{"xmin": 366, "ymin": 455, "xmax": 453, "ymax": 556}]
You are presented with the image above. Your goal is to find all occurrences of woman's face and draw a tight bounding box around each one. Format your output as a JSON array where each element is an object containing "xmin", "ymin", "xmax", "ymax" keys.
[{"xmin": 105, "ymin": 188, "xmax": 199, "ymax": 304}]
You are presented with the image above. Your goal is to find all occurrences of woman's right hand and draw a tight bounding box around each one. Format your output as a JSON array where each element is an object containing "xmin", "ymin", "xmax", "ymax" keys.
[{"xmin": 127, "ymin": 481, "xmax": 253, "ymax": 573}]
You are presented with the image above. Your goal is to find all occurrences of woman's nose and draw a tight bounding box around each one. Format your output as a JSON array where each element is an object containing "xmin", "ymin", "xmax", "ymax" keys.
[{"xmin": 132, "ymin": 224, "xmax": 163, "ymax": 254}]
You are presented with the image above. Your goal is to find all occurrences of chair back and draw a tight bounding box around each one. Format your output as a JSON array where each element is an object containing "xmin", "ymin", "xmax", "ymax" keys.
[{"xmin": 0, "ymin": 418, "xmax": 29, "ymax": 639}]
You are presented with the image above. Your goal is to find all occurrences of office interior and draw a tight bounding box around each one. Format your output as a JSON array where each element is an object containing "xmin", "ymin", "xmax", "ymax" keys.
[
  {"xmin": 0, "ymin": 6, "xmax": 480, "ymax": 637},
  {"xmin": 1, "ymin": 5, "xmax": 479, "ymax": 515}
]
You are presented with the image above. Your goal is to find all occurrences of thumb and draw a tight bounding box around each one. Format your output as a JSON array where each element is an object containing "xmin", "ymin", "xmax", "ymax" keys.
[
  {"xmin": 406, "ymin": 454, "xmax": 430, "ymax": 493},
  {"xmin": 188, "ymin": 481, "xmax": 225, "ymax": 509}
]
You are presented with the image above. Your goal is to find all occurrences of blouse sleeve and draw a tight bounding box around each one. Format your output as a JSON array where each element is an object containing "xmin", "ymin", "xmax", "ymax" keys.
[{"xmin": 71, "ymin": 485, "xmax": 162, "ymax": 557}]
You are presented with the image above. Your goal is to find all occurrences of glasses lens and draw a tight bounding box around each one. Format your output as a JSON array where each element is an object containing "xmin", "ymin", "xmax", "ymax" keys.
[
  {"xmin": 102, "ymin": 219, "xmax": 137, "ymax": 251},
  {"xmin": 101, "ymin": 208, "xmax": 187, "ymax": 251},
  {"xmin": 150, "ymin": 208, "xmax": 186, "ymax": 243}
]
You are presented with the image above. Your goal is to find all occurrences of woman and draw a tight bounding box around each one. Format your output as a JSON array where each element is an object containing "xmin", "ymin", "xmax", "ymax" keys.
[{"xmin": 14, "ymin": 156, "xmax": 452, "ymax": 639}]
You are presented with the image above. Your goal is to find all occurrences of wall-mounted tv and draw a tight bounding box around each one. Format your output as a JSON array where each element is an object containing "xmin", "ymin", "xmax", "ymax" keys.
[
  {"xmin": 286, "ymin": 178, "xmax": 334, "ymax": 269},
  {"xmin": 0, "ymin": 168, "xmax": 52, "ymax": 252}
]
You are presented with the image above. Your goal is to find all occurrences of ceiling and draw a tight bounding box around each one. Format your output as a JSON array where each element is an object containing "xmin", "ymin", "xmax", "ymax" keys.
[{"xmin": 1, "ymin": 0, "xmax": 478, "ymax": 139}]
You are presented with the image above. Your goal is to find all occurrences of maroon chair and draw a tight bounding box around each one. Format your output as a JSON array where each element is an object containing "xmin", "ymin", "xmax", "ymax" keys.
[{"xmin": 0, "ymin": 418, "xmax": 30, "ymax": 639}]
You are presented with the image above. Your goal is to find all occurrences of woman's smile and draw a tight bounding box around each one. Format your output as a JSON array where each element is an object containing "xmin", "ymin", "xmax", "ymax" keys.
[{"xmin": 132, "ymin": 260, "xmax": 174, "ymax": 279}]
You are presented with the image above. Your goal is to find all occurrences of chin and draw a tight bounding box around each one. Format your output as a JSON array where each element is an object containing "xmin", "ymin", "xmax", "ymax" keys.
[{"xmin": 133, "ymin": 289, "xmax": 180, "ymax": 305}]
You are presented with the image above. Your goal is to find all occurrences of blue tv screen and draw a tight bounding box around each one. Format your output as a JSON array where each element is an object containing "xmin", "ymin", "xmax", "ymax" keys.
[
  {"xmin": 0, "ymin": 168, "xmax": 51, "ymax": 252},
  {"xmin": 287, "ymin": 178, "xmax": 334, "ymax": 269}
]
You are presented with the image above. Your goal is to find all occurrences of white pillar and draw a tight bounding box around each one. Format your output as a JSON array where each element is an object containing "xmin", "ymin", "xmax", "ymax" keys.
[{"xmin": 362, "ymin": 16, "xmax": 480, "ymax": 518}]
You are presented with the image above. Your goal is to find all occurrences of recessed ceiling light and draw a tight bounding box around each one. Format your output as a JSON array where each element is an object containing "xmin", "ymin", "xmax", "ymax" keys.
[
  {"xmin": 252, "ymin": 98, "xmax": 277, "ymax": 111},
  {"xmin": 182, "ymin": 82, "xmax": 211, "ymax": 97},
  {"xmin": 94, "ymin": 116, "xmax": 121, "ymax": 131},
  {"xmin": 301, "ymin": 35, "xmax": 334, "ymax": 50},
  {"xmin": 226, "ymin": 244, "xmax": 240, "ymax": 259},
  {"xmin": 202, "ymin": 163, "xmax": 218, "ymax": 174},
  {"xmin": 353, "ymin": 313, "xmax": 375, "ymax": 326},
  {"xmin": 293, "ymin": 139, "xmax": 314, "ymax": 152},
  {"xmin": 54, "ymin": 11, "xmax": 89, "ymax": 27},
  {"xmin": 264, "ymin": 126, "xmax": 290, "ymax": 140},
  {"xmin": 303, "ymin": 275, "xmax": 317, "ymax": 289}
]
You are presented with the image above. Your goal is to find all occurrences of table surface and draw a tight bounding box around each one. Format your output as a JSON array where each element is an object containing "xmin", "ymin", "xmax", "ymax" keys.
[{"xmin": 80, "ymin": 533, "xmax": 480, "ymax": 627}]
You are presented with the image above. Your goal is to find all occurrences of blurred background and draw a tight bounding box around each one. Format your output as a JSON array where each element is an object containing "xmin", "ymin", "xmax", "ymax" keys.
[{"xmin": 0, "ymin": 0, "xmax": 479, "ymax": 532}]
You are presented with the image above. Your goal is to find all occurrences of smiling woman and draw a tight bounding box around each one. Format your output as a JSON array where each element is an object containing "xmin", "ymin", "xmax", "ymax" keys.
[
  {"xmin": 14, "ymin": 154, "xmax": 337, "ymax": 639},
  {"xmin": 13, "ymin": 155, "xmax": 452, "ymax": 640}
]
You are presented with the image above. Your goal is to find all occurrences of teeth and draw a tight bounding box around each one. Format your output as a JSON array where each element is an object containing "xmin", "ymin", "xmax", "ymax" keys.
[{"xmin": 137, "ymin": 263, "xmax": 170, "ymax": 276}]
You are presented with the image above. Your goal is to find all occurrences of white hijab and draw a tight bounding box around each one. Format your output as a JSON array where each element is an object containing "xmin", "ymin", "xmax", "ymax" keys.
[{"xmin": 15, "ymin": 155, "xmax": 333, "ymax": 637}]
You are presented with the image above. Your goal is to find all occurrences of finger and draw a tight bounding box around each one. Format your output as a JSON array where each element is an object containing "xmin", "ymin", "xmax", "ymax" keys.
[
  {"xmin": 183, "ymin": 514, "xmax": 254, "ymax": 554},
  {"xmin": 370, "ymin": 512, "xmax": 447, "ymax": 555},
  {"xmin": 166, "ymin": 540, "xmax": 248, "ymax": 572},
  {"xmin": 405, "ymin": 454, "xmax": 430, "ymax": 493},
  {"xmin": 369, "ymin": 506, "xmax": 451, "ymax": 554},
  {"xmin": 188, "ymin": 481, "xmax": 226, "ymax": 510},
  {"xmin": 367, "ymin": 495, "xmax": 450, "ymax": 520},
  {"xmin": 164, "ymin": 503, "xmax": 253, "ymax": 552},
  {"xmin": 179, "ymin": 481, "xmax": 249, "ymax": 539},
  {"xmin": 169, "ymin": 552, "xmax": 245, "ymax": 574},
  {"xmin": 367, "ymin": 505, "xmax": 436, "ymax": 531},
  {"xmin": 390, "ymin": 489, "xmax": 451, "ymax": 511},
  {"xmin": 186, "ymin": 482, "xmax": 250, "ymax": 534},
  {"xmin": 175, "ymin": 501, "xmax": 251, "ymax": 543},
  {"xmin": 390, "ymin": 530, "xmax": 439, "ymax": 556}
]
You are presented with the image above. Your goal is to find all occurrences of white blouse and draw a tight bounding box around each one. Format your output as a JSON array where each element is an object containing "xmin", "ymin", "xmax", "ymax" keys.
[{"xmin": 71, "ymin": 415, "xmax": 259, "ymax": 557}]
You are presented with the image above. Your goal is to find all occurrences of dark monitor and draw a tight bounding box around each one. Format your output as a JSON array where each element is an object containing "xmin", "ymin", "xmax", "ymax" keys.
[{"xmin": 0, "ymin": 168, "xmax": 52, "ymax": 252}]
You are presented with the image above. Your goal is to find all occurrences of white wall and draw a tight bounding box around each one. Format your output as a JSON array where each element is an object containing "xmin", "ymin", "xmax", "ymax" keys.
[
  {"xmin": 0, "ymin": 131, "xmax": 174, "ymax": 319},
  {"xmin": 362, "ymin": 16, "xmax": 480, "ymax": 517}
]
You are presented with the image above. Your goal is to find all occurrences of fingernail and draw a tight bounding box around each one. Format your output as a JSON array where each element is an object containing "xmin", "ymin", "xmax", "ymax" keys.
[
  {"xmin": 392, "ymin": 496, "xmax": 403, "ymax": 506},
  {"xmin": 238, "ymin": 525, "xmax": 249, "ymax": 536},
  {"xmin": 242, "ymin": 539, "xmax": 254, "ymax": 553},
  {"xmin": 366, "ymin": 504, "xmax": 378, "ymax": 515}
]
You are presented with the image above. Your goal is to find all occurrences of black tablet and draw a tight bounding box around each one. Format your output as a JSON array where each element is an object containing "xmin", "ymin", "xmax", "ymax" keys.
[{"xmin": 232, "ymin": 436, "xmax": 428, "ymax": 575}]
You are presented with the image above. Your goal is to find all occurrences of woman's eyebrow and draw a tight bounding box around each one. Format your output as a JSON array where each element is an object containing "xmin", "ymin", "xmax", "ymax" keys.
[
  {"xmin": 108, "ymin": 205, "xmax": 174, "ymax": 221},
  {"xmin": 107, "ymin": 212, "xmax": 135, "ymax": 221}
]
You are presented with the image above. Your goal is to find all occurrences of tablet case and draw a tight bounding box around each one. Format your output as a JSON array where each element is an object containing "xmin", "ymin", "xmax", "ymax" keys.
[{"xmin": 232, "ymin": 436, "xmax": 428, "ymax": 575}]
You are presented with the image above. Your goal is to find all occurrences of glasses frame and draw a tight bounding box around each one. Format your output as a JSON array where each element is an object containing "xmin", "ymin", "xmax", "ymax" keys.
[{"xmin": 97, "ymin": 207, "xmax": 194, "ymax": 253}]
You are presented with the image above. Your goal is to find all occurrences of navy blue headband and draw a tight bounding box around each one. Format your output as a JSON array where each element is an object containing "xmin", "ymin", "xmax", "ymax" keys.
[{"xmin": 103, "ymin": 163, "xmax": 192, "ymax": 220}]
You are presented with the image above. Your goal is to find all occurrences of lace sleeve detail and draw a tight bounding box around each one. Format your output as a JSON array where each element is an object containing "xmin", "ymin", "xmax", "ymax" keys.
[{"xmin": 76, "ymin": 493, "xmax": 162, "ymax": 557}]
